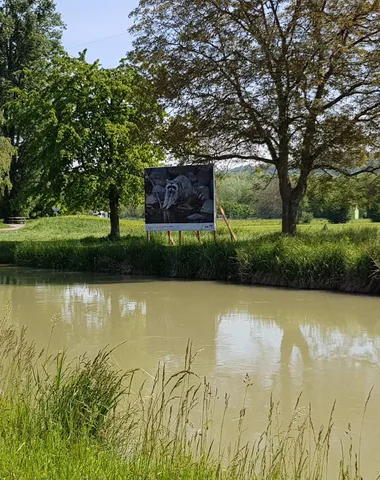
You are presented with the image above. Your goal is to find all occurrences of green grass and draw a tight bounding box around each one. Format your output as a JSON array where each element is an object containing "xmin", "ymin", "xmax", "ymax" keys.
[
  {"xmin": 0, "ymin": 315, "xmax": 367, "ymax": 479},
  {"xmin": 0, "ymin": 215, "xmax": 380, "ymax": 293}
]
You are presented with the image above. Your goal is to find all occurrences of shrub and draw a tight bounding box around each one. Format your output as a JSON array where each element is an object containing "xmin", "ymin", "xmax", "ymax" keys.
[
  {"xmin": 222, "ymin": 201, "xmax": 256, "ymax": 219},
  {"xmin": 322, "ymin": 204, "xmax": 350, "ymax": 223},
  {"xmin": 367, "ymin": 207, "xmax": 380, "ymax": 223},
  {"xmin": 298, "ymin": 210, "xmax": 313, "ymax": 224}
]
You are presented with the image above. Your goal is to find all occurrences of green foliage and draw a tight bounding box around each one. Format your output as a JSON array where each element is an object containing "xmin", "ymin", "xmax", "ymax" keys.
[
  {"xmin": 297, "ymin": 198, "xmax": 313, "ymax": 224},
  {"xmin": 351, "ymin": 174, "xmax": 380, "ymax": 222},
  {"xmin": 307, "ymin": 175, "xmax": 353, "ymax": 223},
  {"xmin": 10, "ymin": 54, "xmax": 164, "ymax": 236},
  {"xmin": 298, "ymin": 210, "xmax": 313, "ymax": 224},
  {"xmin": 0, "ymin": 114, "xmax": 14, "ymax": 196},
  {"xmin": 323, "ymin": 204, "xmax": 351, "ymax": 224},
  {"xmin": 0, "ymin": 0, "xmax": 63, "ymax": 107},
  {"xmin": 367, "ymin": 207, "xmax": 380, "ymax": 222},
  {"xmin": 222, "ymin": 200, "xmax": 255, "ymax": 219},
  {"xmin": 0, "ymin": 0, "xmax": 64, "ymax": 216},
  {"xmin": 254, "ymin": 177, "xmax": 283, "ymax": 219},
  {"xmin": 217, "ymin": 172, "xmax": 254, "ymax": 205},
  {"xmin": 0, "ymin": 135, "xmax": 13, "ymax": 195}
]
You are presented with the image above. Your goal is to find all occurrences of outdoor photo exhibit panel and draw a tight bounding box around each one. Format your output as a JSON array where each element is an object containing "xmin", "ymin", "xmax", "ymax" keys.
[{"xmin": 145, "ymin": 165, "xmax": 216, "ymax": 232}]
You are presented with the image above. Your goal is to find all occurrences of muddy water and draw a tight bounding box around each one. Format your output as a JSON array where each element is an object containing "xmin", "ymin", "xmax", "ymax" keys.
[{"xmin": 1, "ymin": 267, "xmax": 380, "ymax": 477}]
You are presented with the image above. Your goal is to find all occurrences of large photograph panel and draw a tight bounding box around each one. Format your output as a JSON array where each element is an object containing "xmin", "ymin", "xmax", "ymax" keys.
[{"xmin": 145, "ymin": 165, "xmax": 215, "ymax": 231}]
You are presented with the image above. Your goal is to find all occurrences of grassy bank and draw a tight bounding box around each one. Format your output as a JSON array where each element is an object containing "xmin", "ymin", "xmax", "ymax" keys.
[
  {"xmin": 0, "ymin": 316, "xmax": 367, "ymax": 479},
  {"xmin": 0, "ymin": 216, "xmax": 380, "ymax": 293}
]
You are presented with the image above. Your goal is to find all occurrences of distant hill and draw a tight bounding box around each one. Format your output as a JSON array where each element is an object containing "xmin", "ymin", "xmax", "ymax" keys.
[{"xmin": 217, "ymin": 164, "xmax": 276, "ymax": 175}]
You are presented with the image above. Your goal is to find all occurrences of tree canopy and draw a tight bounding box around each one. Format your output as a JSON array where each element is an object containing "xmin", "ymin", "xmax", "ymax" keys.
[
  {"xmin": 0, "ymin": 135, "xmax": 13, "ymax": 196},
  {"xmin": 130, "ymin": 0, "xmax": 380, "ymax": 233},
  {"xmin": 11, "ymin": 54, "xmax": 164, "ymax": 237},
  {"xmin": 0, "ymin": 0, "xmax": 64, "ymax": 215}
]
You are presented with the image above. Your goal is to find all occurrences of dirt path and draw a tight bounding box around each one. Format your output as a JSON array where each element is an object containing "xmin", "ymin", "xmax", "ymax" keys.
[{"xmin": 0, "ymin": 223, "xmax": 26, "ymax": 232}]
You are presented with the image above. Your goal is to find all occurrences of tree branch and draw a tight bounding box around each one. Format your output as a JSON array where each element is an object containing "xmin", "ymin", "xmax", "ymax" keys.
[
  {"xmin": 313, "ymin": 164, "xmax": 380, "ymax": 176},
  {"xmin": 188, "ymin": 152, "xmax": 275, "ymax": 164}
]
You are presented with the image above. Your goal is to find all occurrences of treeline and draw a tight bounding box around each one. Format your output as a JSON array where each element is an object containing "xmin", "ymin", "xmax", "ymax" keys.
[{"xmin": 217, "ymin": 170, "xmax": 380, "ymax": 224}]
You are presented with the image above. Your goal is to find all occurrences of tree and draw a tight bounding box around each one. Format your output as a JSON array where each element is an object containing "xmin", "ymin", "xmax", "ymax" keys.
[
  {"xmin": 11, "ymin": 54, "xmax": 164, "ymax": 238},
  {"xmin": 130, "ymin": 0, "xmax": 380, "ymax": 234},
  {"xmin": 0, "ymin": 135, "xmax": 13, "ymax": 196},
  {"xmin": 218, "ymin": 171, "xmax": 254, "ymax": 203},
  {"xmin": 0, "ymin": 113, "xmax": 13, "ymax": 196},
  {"xmin": 254, "ymin": 177, "xmax": 283, "ymax": 219},
  {"xmin": 0, "ymin": 0, "xmax": 64, "ymax": 216}
]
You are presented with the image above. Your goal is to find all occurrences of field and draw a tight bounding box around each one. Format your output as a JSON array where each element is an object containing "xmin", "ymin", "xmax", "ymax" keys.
[
  {"xmin": 0, "ymin": 215, "xmax": 377, "ymax": 241},
  {"xmin": 0, "ymin": 215, "xmax": 379, "ymax": 293}
]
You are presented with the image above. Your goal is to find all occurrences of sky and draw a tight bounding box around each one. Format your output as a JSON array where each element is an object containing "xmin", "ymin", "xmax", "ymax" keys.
[{"xmin": 56, "ymin": 0, "xmax": 140, "ymax": 68}]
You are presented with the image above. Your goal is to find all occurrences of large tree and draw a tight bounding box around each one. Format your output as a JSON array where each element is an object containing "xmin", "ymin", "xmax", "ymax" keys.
[
  {"xmin": 0, "ymin": 114, "xmax": 13, "ymax": 195},
  {"xmin": 0, "ymin": 136, "xmax": 13, "ymax": 196},
  {"xmin": 0, "ymin": 0, "xmax": 64, "ymax": 216},
  {"xmin": 130, "ymin": 0, "xmax": 380, "ymax": 234},
  {"xmin": 11, "ymin": 54, "xmax": 164, "ymax": 238}
]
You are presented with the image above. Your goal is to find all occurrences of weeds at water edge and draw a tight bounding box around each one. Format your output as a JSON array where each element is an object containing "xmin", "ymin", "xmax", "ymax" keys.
[{"xmin": 0, "ymin": 312, "xmax": 371, "ymax": 479}]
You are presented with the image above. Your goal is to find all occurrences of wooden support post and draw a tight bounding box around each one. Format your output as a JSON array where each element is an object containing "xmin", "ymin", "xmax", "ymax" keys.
[
  {"xmin": 213, "ymin": 230, "xmax": 217, "ymax": 242},
  {"xmin": 216, "ymin": 200, "xmax": 237, "ymax": 241},
  {"xmin": 146, "ymin": 232, "xmax": 151, "ymax": 242},
  {"xmin": 167, "ymin": 231, "xmax": 175, "ymax": 245},
  {"xmin": 179, "ymin": 231, "xmax": 182, "ymax": 245}
]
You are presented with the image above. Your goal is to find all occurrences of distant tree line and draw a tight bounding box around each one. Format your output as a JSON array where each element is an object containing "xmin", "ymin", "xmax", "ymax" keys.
[{"xmin": 218, "ymin": 170, "xmax": 380, "ymax": 224}]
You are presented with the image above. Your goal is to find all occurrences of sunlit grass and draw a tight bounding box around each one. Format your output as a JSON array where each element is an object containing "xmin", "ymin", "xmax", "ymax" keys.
[{"xmin": 1, "ymin": 215, "xmax": 378, "ymax": 242}]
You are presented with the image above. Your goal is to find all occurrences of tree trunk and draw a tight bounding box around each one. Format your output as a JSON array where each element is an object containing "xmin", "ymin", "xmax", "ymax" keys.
[
  {"xmin": 281, "ymin": 197, "xmax": 299, "ymax": 235},
  {"xmin": 109, "ymin": 186, "xmax": 120, "ymax": 239},
  {"xmin": 278, "ymin": 167, "xmax": 305, "ymax": 235}
]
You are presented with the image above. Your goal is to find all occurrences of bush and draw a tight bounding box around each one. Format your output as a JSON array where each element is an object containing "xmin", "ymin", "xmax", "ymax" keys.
[
  {"xmin": 322, "ymin": 204, "xmax": 350, "ymax": 224},
  {"xmin": 222, "ymin": 201, "xmax": 255, "ymax": 219},
  {"xmin": 367, "ymin": 207, "xmax": 380, "ymax": 223},
  {"xmin": 298, "ymin": 211, "xmax": 313, "ymax": 224}
]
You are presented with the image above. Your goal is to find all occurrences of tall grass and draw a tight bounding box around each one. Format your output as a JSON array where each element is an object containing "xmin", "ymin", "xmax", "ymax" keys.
[
  {"xmin": 1, "ymin": 216, "xmax": 380, "ymax": 293},
  {"xmin": 0, "ymin": 311, "xmax": 369, "ymax": 479}
]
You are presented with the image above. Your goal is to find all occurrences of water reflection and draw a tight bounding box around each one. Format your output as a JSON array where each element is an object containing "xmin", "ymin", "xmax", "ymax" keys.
[{"xmin": 1, "ymin": 267, "xmax": 380, "ymax": 476}]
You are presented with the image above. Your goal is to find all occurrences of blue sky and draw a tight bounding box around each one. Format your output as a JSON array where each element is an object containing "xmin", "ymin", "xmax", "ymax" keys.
[{"xmin": 56, "ymin": 0, "xmax": 140, "ymax": 68}]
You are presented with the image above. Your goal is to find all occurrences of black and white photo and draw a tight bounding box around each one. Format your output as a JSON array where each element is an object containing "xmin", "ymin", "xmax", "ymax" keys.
[{"xmin": 145, "ymin": 165, "xmax": 216, "ymax": 231}]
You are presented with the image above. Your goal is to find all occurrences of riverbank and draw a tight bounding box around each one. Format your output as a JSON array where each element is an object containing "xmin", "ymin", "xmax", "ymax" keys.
[
  {"xmin": 0, "ymin": 316, "xmax": 368, "ymax": 479},
  {"xmin": 0, "ymin": 216, "xmax": 379, "ymax": 294}
]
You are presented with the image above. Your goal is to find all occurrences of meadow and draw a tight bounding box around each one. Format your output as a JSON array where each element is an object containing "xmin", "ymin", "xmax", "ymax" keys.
[{"xmin": 0, "ymin": 215, "xmax": 379, "ymax": 293}]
